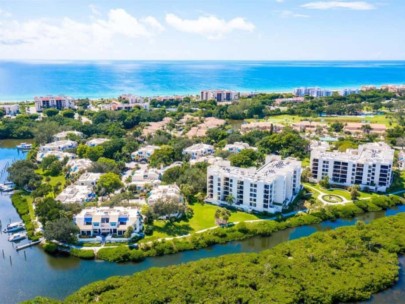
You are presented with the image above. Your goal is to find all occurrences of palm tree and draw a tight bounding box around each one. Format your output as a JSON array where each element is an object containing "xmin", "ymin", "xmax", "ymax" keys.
[{"xmin": 225, "ymin": 194, "xmax": 235, "ymax": 206}]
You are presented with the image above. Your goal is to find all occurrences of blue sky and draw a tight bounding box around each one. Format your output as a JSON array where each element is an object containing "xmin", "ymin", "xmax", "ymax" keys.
[{"xmin": 0, "ymin": 0, "xmax": 403, "ymax": 60}]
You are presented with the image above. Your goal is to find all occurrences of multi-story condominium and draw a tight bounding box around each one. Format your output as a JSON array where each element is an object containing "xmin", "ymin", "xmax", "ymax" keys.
[
  {"xmin": 200, "ymin": 90, "xmax": 239, "ymax": 102},
  {"xmin": 206, "ymin": 155, "xmax": 302, "ymax": 213},
  {"xmin": 294, "ymin": 87, "xmax": 333, "ymax": 97},
  {"xmin": 340, "ymin": 88, "xmax": 360, "ymax": 96},
  {"xmin": 66, "ymin": 158, "xmax": 93, "ymax": 174},
  {"xmin": 183, "ymin": 143, "xmax": 215, "ymax": 160},
  {"xmin": 36, "ymin": 151, "xmax": 76, "ymax": 163},
  {"xmin": 310, "ymin": 142, "xmax": 394, "ymax": 192},
  {"xmin": 74, "ymin": 207, "xmax": 143, "ymax": 237},
  {"xmin": 53, "ymin": 131, "xmax": 83, "ymax": 141},
  {"xmin": 148, "ymin": 185, "xmax": 183, "ymax": 204},
  {"xmin": 34, "ymin": 95, "xmax": 76, "ymax": 112},
  {"xmin": 223, "ymin": 142, "xmax": 257, "ymax": 153},
  {"xmin": 86, "ymin": 138, "xmax": 110, "ymax": 147},
  {"xmin": 119, "ymin": 94, "xmax": 150, "ymax": 110},
  {"xmin": 131, "ymin": 145, "xmax": 160, "ymax": 161},
  {"xmin": 0, "ymin": 104, "xmax": 19, "ymax": 116},
  {"xmin": 39, "ymin": 140, "xmax": 77, "ymax": 152}
]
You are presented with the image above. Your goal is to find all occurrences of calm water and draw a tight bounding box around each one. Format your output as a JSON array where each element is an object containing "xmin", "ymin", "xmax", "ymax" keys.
[
  {"xmin": 0, "ymin": 144, "xmax": 404, "ymax": 303},
  {"xmin": 0, "ymin": 61, "xmax": 405, "ymax": 101}
]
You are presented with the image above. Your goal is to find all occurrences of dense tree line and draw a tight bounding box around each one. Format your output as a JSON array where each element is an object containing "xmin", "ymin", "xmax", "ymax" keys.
[{"xmin": 27, "ymin": 213, "xmax": 405, "ymax": 304}]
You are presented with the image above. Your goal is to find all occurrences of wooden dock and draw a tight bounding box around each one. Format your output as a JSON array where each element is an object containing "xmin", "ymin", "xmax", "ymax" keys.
[{"xmin": 16, "ymin": 240, "xmax": 41, "ymax": 251}]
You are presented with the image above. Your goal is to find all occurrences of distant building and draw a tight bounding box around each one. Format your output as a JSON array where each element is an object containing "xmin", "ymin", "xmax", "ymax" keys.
[
  {"xmin": 39, "ymin": 140, "xmax": 77, "ymax": 152},
  {"xmin": 142, "ymin": 117, "xmax": 172, "ymax": 137},
  {"xmin": 36, "ymin": 151, "xmax": 76, "ymax": 163},
  {"xmin": 361, "ymin": 85, "xmax": 377, "ymax": 91},
  {"xmin": 131, "ymin": 145, "xmax": 160, "ymax": 162},
  {"xmin": 148, "ymin": 185, "xmax": 183, "ymax": 205},
  {"xmin": 240, "ymin": 122, "xmax": 284, "ymax": 134},
  {"xmin": 310, "ymin": 142, "xmax": 394, "ymax": 192},
  {"xmin": 292, "ymin": 121, "xmax": 327, "ymax": 133},
  {"xmin": 56, "ymin": 185, "xmax": 96, "ymax": 204},
  {"xmin": 274, "ymin": 97, "xmax": 305, "ymax": 105},
  {"xmin": 86, "ymin": 138, "xmax": 110, "ymax": 147},
  {"xmin": 0, "ymin": 104, "xmax": 19, "ymax": 116},
  {"xmin": 34, "ymin": 96, "xmax": 76, "ymax": 112},
  {"xmin": 343, "ymin": 123, "xmax": 386, "ymax": 136},
  {"xmin": 340, "ymin": 88, "xmax": 360, "ymax": 96},
  {"xmin": 183, "ymin": 143, "xmax": 215, "ymax": 160},
  {"xmin": 66, "ymin": 158, "xmax": 93, "ymax": 174},
  {"xmin": 223, "ymin": 142, "xmax": 257, "ymax": 153},
  {"xmin": 74, "ymin": 207, "xmax": 143, "ymax": 237},
  {"xmin": 53, "ymin": 131, "xmax": 83, "ymax": 141},
  {"xmin": 185, "ymin": 117, "xmax": 226, "ymax": 138},
  {"xmin": 294, "ymin": 87, "xmax": 333, "ymax": 98},
  {"xmin": 120, "ymin": 94, "xmax": 149, "ymax": 109},
  {"xmin": 200, "ymin": 90, "xmax": 239, "ymax": 102},
  {"xmin": 206, "ymin": 155, "xmax": 302, "ymax": 213}
]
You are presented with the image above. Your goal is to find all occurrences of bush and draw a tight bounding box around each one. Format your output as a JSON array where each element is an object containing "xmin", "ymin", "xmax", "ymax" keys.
[
  {"xmin": 70, "ymin": 248, "xmax": 95, "ymax": 260},
  {"xmin": 43, "ymin": 242, "xmax": 58, "ymax": 254}
]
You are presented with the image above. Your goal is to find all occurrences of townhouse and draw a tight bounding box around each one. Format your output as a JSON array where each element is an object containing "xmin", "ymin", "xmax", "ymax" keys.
[
  {"xmin": 183, "ymin": 143, "xmax": 215, "ymax": 160},
  {"xmin": 131, "ymin": 145, "xmax": 160, "ymax": 162},
  {"xmin": 39, "ymin": 140, "xmax": 77, "ymax": 152}
]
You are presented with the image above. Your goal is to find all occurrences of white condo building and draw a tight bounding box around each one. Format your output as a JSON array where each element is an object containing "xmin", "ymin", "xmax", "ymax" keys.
[
  {"xmin": 223, "ymin": 142, "xmax": 257, "ymax": 153},
  {"xmin": 39, "ymin": 140, "xmax": 77, "ymax": 152},
  {"xmin": 206, "ymin": 155, "xmax": 302, "ymax": 213},
  {"xmin": 119, "ymin": 94, "xmax": 150, "ymax": 110},
  {"xmin": 131, "ymin": 145, "xmax": 160, "ymax": 161},
  {"xmin": 34, "ymin": 96, "xmax": 76, "ymax": 112},
  {"xmin": 74, "ymin": 207, "xmax": 143, "ymax": 237},
  {"xmin": 200, "ymin": 90, "xmax": 239, "ymax": 102},
  {"xmin": 53, "ymin": 131, "xmax": 83, "ymax": 141},
  {"xmin": 148, "ymin": 185, "xmax": 183, "ymax": 204},
  {"xmin": 310, "ymin": 142, "xmax": 394, "ymax": 192},
  {"xmin": 0, "ymin": 104, "xmax": 19, "ymax": 116}
]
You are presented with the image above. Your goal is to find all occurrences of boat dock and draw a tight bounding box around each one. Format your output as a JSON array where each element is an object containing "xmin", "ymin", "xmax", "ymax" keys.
[{"xmin": 15, "ymin": 240, "xmax": 41, "ymax": 251}]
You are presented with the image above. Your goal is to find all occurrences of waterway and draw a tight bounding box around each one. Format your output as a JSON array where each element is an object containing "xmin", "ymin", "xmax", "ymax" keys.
[{"xmin": 0, "ymin": 143, "xmax": 404, "ymax": 303}]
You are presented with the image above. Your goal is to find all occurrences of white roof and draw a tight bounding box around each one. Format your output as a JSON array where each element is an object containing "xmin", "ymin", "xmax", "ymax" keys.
[{"xmin": 184, "ymin": 143, "xmax": 214, "ymax": 153}]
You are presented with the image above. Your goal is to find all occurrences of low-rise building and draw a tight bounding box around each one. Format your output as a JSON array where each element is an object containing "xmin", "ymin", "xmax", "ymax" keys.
[
  {"xmin": 36, "ymin": 151, "xmax": 76, "ymax": 163},
  {"xmin": 148, "ymin": 185, "xmax": 183, "ymax": 204},
  {"xmin": 310, "ymin": 142, "xmax": 394, "ymax": 192},
  {"xmin": 66, "ymin": 158, "xmax": 93, "ymax": 174},
  {"xmin": 86, "ymin": 138, "xmax": 110, "ymax": 147},
  {"xmin": 39, "ymin": 140, "xmax": 77, "ymax": 152},
  {"xmin": 200, "ymin": 90, "xmax": 239, "ymax": 102},
  {"xmin": 131, "ymin": 145, "xmax": 160, "ymax": 162},
  {"xmin": 76, "ymin": 172, "xmax": 101, "ymax": 187},
  {"xmin": 183, "ymin": 143, "xmax": 215, "ymax": 160},
  {"xmin": 56, "ymin": 185, "xmax": 96, "ymax": 204},
  {"xmin": 124, "ymin": 168, "xmax": 161, "ymax": 191},
  {"xmin": 185, "ymin": 117, "xmax": 226, "ymax": 138},
  {"xmin": 34, "ymin": 95, "xmax": 76, "ymax": 112},
  {"xmin": 361, "ymin": 85, "xmax": 377, "ymax": 91},
  {"xmin": 119, "ymin": 94, "xmax": 150, "ymax": 110},
  {"xmin": 0, "ymin": 104, "xmax": 19, "ymax": 116},
  {"xmin": 74, "ymin": 207, "xmax": 143, "ymax": 237},
  {"xmin": 142, "ymin": 117, "xmax": 172, "ymax": 137},
  {"xmin": 206, "ymin": 155, "xmax": 302, "ymax": 213},
  {"xmin": 223, "ymin": 142, "xmax": 257, "ymax": 153},
  {"xmin": 240, "ymin": 122, "xmax": 284, "ymax": 134},
  {"xmin": 292, "ymin": 121, "xmax": 327, "ymax": 133},
  {"xmin": 53, "ymin": 131, "xmax": 83, "ymax": 141},
  {"xmin": 343, "ymin": 123, "xmax": 386, "ymax": 135}
]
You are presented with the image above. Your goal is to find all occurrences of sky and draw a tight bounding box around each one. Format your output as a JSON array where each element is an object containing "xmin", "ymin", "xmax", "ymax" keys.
[{"xmin": 0, "ymin": 0, "xmax": 403, "ymax": 60}]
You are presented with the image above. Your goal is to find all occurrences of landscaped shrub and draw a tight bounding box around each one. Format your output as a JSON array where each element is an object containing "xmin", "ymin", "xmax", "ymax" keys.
[
  {"xmin": 43, "ymin": 242, "xmax": 58, "ymax": 254},
  {"xmin": 70, "ymin": 248, "xmax": 95, "ymax": 260}
]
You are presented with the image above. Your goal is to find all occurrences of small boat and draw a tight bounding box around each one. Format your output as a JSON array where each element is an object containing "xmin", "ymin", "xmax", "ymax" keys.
[
  {"xmin": 16, "ymin": 143, "xmax": 32, "ymax": 150},
  {"xmin": 8, "ymin": 232, "xmax": 27, "ymax": 242},
  {"xmin": 3, "ymin": 221, "xmax": 25, "ymax": 233},
  {"xmin": 0, "ymin": 184, "xmax": 14, "ymax": 192}
]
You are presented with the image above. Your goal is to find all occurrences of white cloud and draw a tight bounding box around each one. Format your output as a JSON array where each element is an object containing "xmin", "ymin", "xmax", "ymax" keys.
[
  {"xmin": 165, "ymin": 13, "xmax": 255, "ymax": 39},
  {"xmin": 302, "ymin": 1, "xmax": 376, "ymax": 10},
  {"xmin": 279, "ymin": 10, "xmax": 310, "ymax": 18},
  {"xmin": 0, "ymin": 9, "xmax": 164, "ymax": 47}
]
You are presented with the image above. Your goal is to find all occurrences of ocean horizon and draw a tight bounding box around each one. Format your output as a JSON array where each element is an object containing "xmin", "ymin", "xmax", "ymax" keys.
[{"xmin": 0, "ymin": 60, "xmax": 404, "ymax": 101}]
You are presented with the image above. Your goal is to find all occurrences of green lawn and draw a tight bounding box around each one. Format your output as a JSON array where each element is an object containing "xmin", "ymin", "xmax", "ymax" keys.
[
  {"xmin": 246, "ymin": 114, "xmax": 396, "ymax": 127},
  {"xmin": 142, "ymin": 203, "xmax": 261, "ymax": 242},
  {"xmin": 36, "ymin": 168, "xmax": 66, "ymax": 187},
  {"xmin": 304, "ymin": 183, "xmax": 374, "ymax": 201}
]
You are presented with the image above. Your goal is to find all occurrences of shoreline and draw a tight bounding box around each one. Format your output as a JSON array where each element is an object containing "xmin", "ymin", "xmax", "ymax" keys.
[{"xmin": 1, "ymin": 81, "xmax": 404, "ymax": 103}]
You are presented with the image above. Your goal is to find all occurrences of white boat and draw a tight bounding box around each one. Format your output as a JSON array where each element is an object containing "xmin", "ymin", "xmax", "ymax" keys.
[
  {"xmin": 3, "ymin": 221, "xmax": 25, "ymax": 233},
  {"xmin": 0, "ymin": 184, "xmax": 14, "ymax": 192},
  {"xmin": 16, "ymin": 143, "xmax": 32, "ymax": 150},
  {"xmin": 8, "ymin": 232, "xmax": 27, "ymax": 242}
]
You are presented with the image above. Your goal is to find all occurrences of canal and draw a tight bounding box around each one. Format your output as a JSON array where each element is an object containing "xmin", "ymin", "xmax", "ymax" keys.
[{"xmin": 0, "ymin": 143, "xmax": 404, "ymax": 303}]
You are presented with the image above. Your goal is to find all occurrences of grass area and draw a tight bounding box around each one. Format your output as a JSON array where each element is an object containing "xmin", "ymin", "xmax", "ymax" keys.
[
  {"xmin": 19, "ymin": 192, "xmax": 36, "ymax": 223},
  {"xmin": 304, "ymin": 182, "xmax": 374, "ymax": 201},
  {"xmin": 35, "ymin": 168, "xmax": 66, "ymax": 187},
  {"xmin": 246, "ymin": 114, "xmax": 396, "ymax": 127},
  {"xmin": 142, "ymin": 203, "xmax": 261, "ymax": 242}
]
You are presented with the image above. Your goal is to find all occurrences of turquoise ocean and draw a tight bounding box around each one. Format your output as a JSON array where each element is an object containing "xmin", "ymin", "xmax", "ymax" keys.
[{"xmin": 0, "ymin": 61, "xmax": 404, "ymax": 101}]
